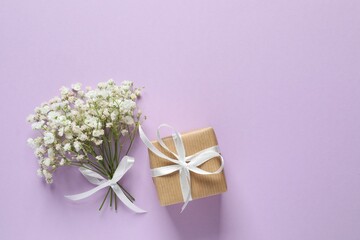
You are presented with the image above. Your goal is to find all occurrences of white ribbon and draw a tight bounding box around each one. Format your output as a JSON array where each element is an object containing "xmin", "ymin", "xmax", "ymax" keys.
[
  {"xmin": 65, "ymin": 156, "xmax": 146, "ymax": 213},
  {"xmin": 139, "ymin": 124, "xmax": 224, "ymax": 212}
]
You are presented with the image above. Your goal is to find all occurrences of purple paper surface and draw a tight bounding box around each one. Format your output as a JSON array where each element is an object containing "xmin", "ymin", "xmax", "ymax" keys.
[{"xmin": 1, "ymin": 1, "xmax": 360, "ymax": 240}]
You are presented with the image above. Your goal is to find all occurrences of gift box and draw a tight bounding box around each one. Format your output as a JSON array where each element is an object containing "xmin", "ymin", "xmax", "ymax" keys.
[{"xmin": 147, "ymin": 127, "xmax": 227, "ymax": 206}]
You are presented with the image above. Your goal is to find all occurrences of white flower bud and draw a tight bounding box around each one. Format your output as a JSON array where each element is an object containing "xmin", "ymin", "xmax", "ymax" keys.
[
  {"xmin": 43, "ymin": 132, "xmax": 55, "ymax": 145},
  {"xmin": 73, "ymin": 141, "xmax": 81, "ymax": 152},
  {"xmin": 71, "ymin": 83, "xmax": 82, "ymax": 91}
]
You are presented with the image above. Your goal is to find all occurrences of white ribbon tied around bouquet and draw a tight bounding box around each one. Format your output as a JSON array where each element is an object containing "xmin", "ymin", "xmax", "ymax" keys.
[
  {"xmin": 139, "ymin": 124, "xmax": 224, "ymax": 212},
  {"xmin": 65, "ymin": 156, "xmax": 146, "ymax": 213}
]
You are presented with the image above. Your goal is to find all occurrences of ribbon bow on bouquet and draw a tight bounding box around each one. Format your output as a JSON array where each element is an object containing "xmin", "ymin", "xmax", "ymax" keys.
[
  {"xmin": 139, "ymin": 124, "xmax": 224, "ymax": 212},
  {"xmin": 65, "ymin": 156, "xmax": 146, "ymax": 213}
]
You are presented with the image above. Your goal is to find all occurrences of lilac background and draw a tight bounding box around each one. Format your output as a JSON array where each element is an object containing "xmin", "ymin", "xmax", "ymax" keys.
[{"xmin": 1, "ymin": 1, "xmax": 360, "ymax": 239}]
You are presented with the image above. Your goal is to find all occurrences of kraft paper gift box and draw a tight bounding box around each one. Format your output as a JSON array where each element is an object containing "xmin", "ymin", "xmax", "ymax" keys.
[{"xmin": 148, "ymin": 127, "xmax": 227, "ymax": 206}]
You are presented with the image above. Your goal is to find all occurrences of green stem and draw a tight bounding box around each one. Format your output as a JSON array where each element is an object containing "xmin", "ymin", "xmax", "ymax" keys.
[
  {"xmin": 114, "ymin": 190, "xmax": 117, "ymax": 211},
  {"xmin": 99, "ymin": 187, "xmax": 111, "ymax": 211},
  {"xmin": 125, "ymin": 126, "xmax": 138, "ymax": 155},
  {"xmin": 110, "ymin": 188, "xmax": 113, "ymax": 208},
  {"xmin": 105, "ymin": 135, "xmax": 114, "ymax": 172},
  {"xmin": 118, "ymin": 183, "xmax": 135, "ymax": 202},
  {"xmin": 113, "ymin": 138, "xmax": 119, "ymax": 167},
  {"xmin": 91, "ymin": 162, "xmax": 108, "ymax": 177},
  {"xmin": 99, "ymin": 146, "xmax": 112, "ymax": 175},
  {"xmin": 115, "ymin": 191, "xmax": 117, "ymax": 211}
]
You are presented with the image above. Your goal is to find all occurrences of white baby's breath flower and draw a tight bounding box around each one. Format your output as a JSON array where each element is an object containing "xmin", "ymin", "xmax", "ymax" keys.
[
  {"xmin": 85, "ymin": 116, "xmax": 99, "ymax": 128},
  {"xmin": 72, "ymin": 124, "xmax": 82, "ymax": 134},
  {"xmin": 48, "ymin": 111, "xmax": 60, "ymax": 121},
  {"xmin": 42, "ymin": 170, "xmax": 53, "ymax": 184},
  {"xmin": 65, "ymin": 132, "xmax": 73, "ymax": 140},
  {"xmin": 43, "ymin": 132, "xmax": 55, "ymax": 145},
  {"xmin": 71, "ymin": 83, "xmax": 82, "ymax": 91},
  {"xmin": 97, "ymin": 82, "xmax": 106, "ymax": 89},
  {"xmin": 37, "ymin": 169, "xmax": 43, "ymax": 177},
  {"xmin": 43, "ymin": 158, "xmax": 52, "ymax": 167},
  {"xmin": 26, "ymin": 114, "xmax": 36, "ymax": 123},
  {"xmin": 85, "ymin": 90, "xmax": 96, "ymax": 99},
  {"xmin": 110, "ymin": 111, "xmax": 117, "ymax": 121},
  {"xmin": 92, "ymin": 129, "xmax": 104, "ymax": 137},
  {"xmin": 47, "ymin": 148, "xmax": 55, "ymax": 158},
  {"xmin": 135, "ymin": 89, "xmax": 141, "ymax": 96},
  {"xmin": 31, "ymin": 121, "xmax": 44, "ymax": 130},
  {"xmin": 27, "ymin": 79, "xmax": 143, "ymax": 185},
  {"xmin": 49, "ymin": 96, "xmax": 61, "ymax": 104},
  {"xmin": 35, "ymin": 147, "xmax": 46, "ymax": 157},
  {"xmin": 58, "ymin": 127, "xmax": 64, "ymax": 137},
  {"xmin": 27, "ymin": 138, "xmax": 36, "ymax": 148},
  {"xmin": 122, "ymin": 80, "xmax": 133, "ymax": 89},
  {"xmin": 103, "ymin": 108, "xmax": 109, "ymax": 116},
  {"xmin": 63, "ymin": 143, "xmax": 71, "ymax": 151},
  {"xmin": 74, "ymin": 99, "xmax": 84, "ymax": 107},
  {"xmin": 73, "ymin": 141, "xmax": 81, "ymax": 152},
  {"xmin": 68, "ymin": 96, "xmax": 76, "ymax": 103},
  {"xmin": 79, "ymin": 134, "xmax": 88, "ymax": 141},
  {"xmin": 60, "ymin": 86, "xmax": 69, "ymax": 96},
  {"xmin": 59, "ymin": 158, "xmax": 66, "ymax": 166},
  {"xmin": 40, "ymin": 105, "xmax": 50, "ymax": 115},
  {"xmin": 123, "ymin": 116, "xmax": 134, "ymax": 125},
  {"xmin": 120, "ymin": 100, "xmax": 135, "ymax": 113}
]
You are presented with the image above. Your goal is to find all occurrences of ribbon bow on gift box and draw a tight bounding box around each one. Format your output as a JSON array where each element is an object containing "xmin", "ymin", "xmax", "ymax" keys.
[
  {"xmin": 139, "ymin": 124, "xmax": 224, "ymax": 212},
  {"xmin": 65, "ymin": 156, "xmax": 146, "ymax": 213}
]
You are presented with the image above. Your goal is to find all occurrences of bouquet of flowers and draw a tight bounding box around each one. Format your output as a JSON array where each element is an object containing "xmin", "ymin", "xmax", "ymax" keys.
[{"xmin": 27, "ymin": 79, "xmax": 144, "ymax": 211}]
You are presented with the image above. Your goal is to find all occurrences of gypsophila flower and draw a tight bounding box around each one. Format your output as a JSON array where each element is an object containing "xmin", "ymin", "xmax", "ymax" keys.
[
  {"xmin": 63, "ymin": 143, "xmax": 71, "ymax": 151},
  {"xmin": 92, "ymin": 129, "xmax": 104, "ymax": 137},
  {"xmin": 27, "ymin": 79, "xmax": 144, "ymax": 190},
  {"xmin": 31, "ymin": 121, "xmax": 44, "ymax": 130},
  {"xmin": 27, "ymin": 138, "xmax": 36, "ymax": 148},
  {"xmin": 27, "ymin": 114, "xmax": 36, "ymax": 123},
  {"xmin": 59, "ymin": 158, "xmax": 66, "ymax": 166},
  {"xmin": 43, "ymin": 158, "xmax": 52, "ymax": 167},
  {"xmin": 120, "ymin": 99, "xmax": 136, "ymax": 113},
  {"xmin": 73, "ymin": 141, "xmax": 81, "ymax": 152},
  {"xmin": 44, "ymin": 132, "xmax": 55, "ymax": 145},
  {"xmin": 79, "ymin": 134, "xmax": 88, "ymax": 141},
  {"xmin": 123, "ymin": 116, "xmax": 134, "ymax": 125},
  {"xmin": 71, "ymin": 83, "xmax": 82, "ymax": 91}
]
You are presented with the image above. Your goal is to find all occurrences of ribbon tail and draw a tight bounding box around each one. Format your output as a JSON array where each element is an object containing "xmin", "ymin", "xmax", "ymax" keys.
[
  {"xmin": 179, "ymin": 169, "xmax": 192, "ymax": 212},
  {"xmin": 65, "ymin": 183, "xmax": 109, "ymax": 201},
  {"xmin": 112, "ymin": 184, "xmax": 146, "ymax": 213},
  {"xmin": 181, "ymin": 194, "xmax": 191, "ymax": 213}
]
